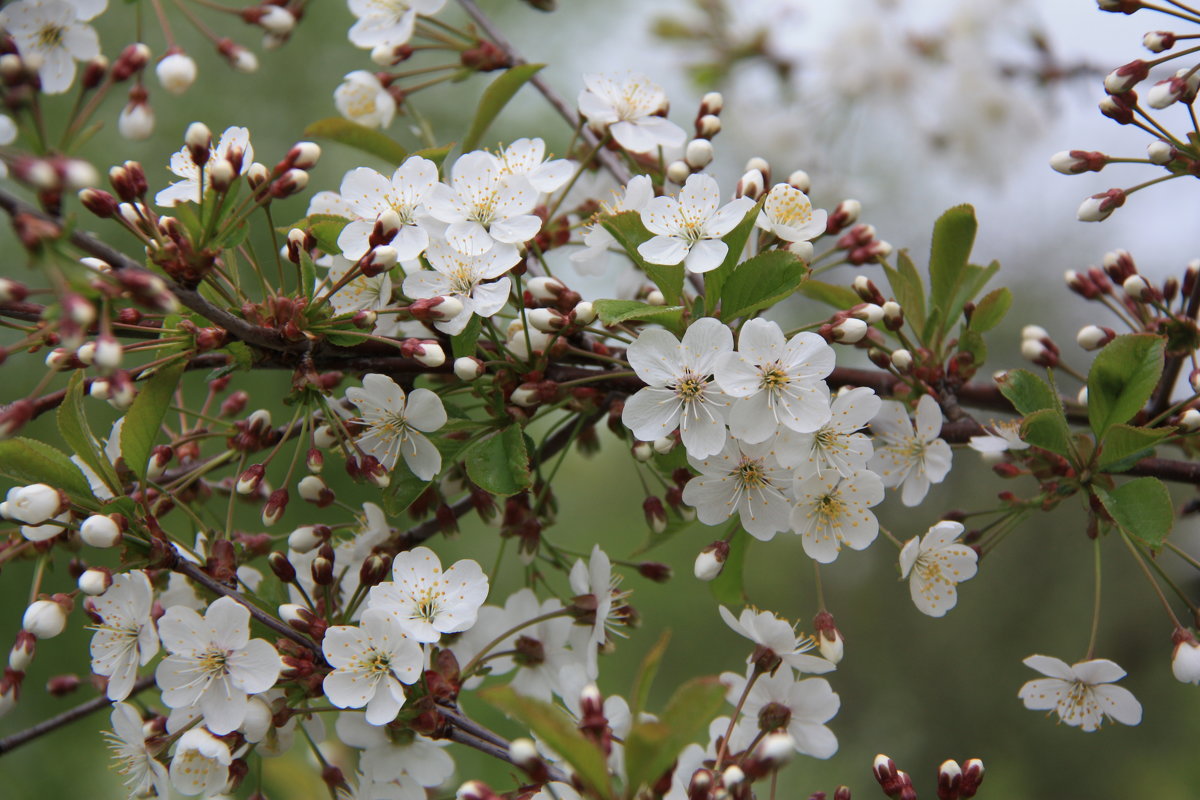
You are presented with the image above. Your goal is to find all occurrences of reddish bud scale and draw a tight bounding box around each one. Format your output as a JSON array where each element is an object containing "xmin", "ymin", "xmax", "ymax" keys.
[
  {"xmin": 46, "ymin": 673, "xmax": 81, "ymax": 696},
  {"xmin": 1100, "ymin": 91, "xmax": 1138, "ymax": 124}
]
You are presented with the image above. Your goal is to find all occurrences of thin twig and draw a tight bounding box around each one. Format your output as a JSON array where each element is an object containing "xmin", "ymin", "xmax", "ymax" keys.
[{"xmin": 0, "ymin": 675, "xmax": 156, "ymax": 756}]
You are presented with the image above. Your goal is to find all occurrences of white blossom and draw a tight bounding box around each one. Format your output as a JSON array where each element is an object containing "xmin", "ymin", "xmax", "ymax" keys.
[
  {"xmin": 898, "ymin": 521, "xmax": 978, "ymax": 617},
  {"xmin": 155, "ymin": 126, "xmax": 253, "ymax": 207},
  {"xmin": 348, "ymin": 0, "xmax": 447, "ymax": 50},
  {"xmin": 401, "ymin": 238, "xmax": 518, "ymax": 335},
  {"xmin": 89, "ymin": 570, "xmax": 159, "ymax": 700},
  {"xmin": 869, "ymin": 394, "xmax": 953, "ymax": 506},
  {"xmin": 336, "ymin": 158, "xmax": 438, "ymax": 260},
  {"xmin": 367, "ymin": 546, "xmax": 489, "ymax": 643},
  {"xmin": 719, "ymin": 606, "xmax": 835, "ymax": 674},
  {"xmin": 622, "ymin": 317, "xmax": 734, "ymax": 458},
  {"xmin": 346, "ymin": 373, "xmax": 447, "ymax": 479},
  {"xmin": 776, "ymin": 386, "xmax": 879, "ymax": 477},
  {"xmin": 967, "ymin": 420, "xmax": 1029, "ymax": 460},
  {"xmin": 757, "ymin": 184, "xmax": 827, "ymax": 243},
  {"xmin": 322, "ymin": 609, "xmax": 423, "ymax": 725},
  {"xmin": 722, "ymin": 668, "xmax": 840, "ymax": 759},
  {"xmin": 496, "ymin": 138, "xmax": 573, "ymax": 193},
  {"xmin": 682, "ymin": 439, "xmax": 794, "ymax": 540},
  {"xmin": 169, "ymin": 728, "xmax": 232, "ymax": 797},
  {"xmin": 0, "ymin": 0, "xmax": 102, "ymax": 94},
  {"xmin": 336, "ymin": 712, "xmax": 455, "ymax": 786},
  {"xmin": 105, "ymin": 702, "xmax": 170, "ymax": 799},
  {"xmin": 335, "ymin": 70, "xmax": 397, "ymax": 129},
  {"xmin": 1018, "ymin": 655, "xmax": 1142, "ymax": 731},
  {"xmin": 577, "ymin": 73, "xmax": 686, "ymax": 154},
  {"xmin": 568, "ymin": 545, "xmax": 625, "ymax": 679},
  {"xmin": 571, "ymin": 175, "xmax": 654, "ymax": 275},
  {"xmin": 428, "ymin": 151, "xmax": 541, "ymax": 255},
  {"xmin": 790, "ymin": 470, "xmax": 884, "ymax": 563},
  {"xmin": 155, "ymin": 596, "xmax": 283, "ymax": 735},
  {"xmin": 637, "ymin": 174, "xmax": 755, "ymax": 273}
]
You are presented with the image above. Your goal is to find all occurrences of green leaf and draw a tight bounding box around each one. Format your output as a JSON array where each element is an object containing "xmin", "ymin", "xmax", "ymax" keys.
[
  {"xmin": 795, "ymin": 280, "xmax": 861, "ymax": 311},
  {"xmin": 465, "ymin": 426, "xmax": 531, "ymax": 496},
  {"xmin": 887, "ymin": 251, "xmax": 926, "ymax": 324},
  {"xmin": 630, "ymin": 630, "xmax": 671, "ymax": 721},
  {"xmin": 462, "ymin": 63, "xmax": 545, "ymax": 152},
  {"xmin": 299, "ymin": 249, "xmax": 318, "ymax": 300},
  {"xmin": 601, "ymin": 212, "xmax": 684, "ymax": 305},
  {"xmin": 120, "ymin": 359, "xmax": 187, "ymax": 482},
  {"xmin": 305, "ymin": 213, "xmax": 350, "ymax": 256},
  {"xmin": 956, "ymin": 329, "xmax": 987, "ymax": 368},
  {"xmin": 625, "ymin": 677, "xmax": 728, "ymax": 794},
  {"xmin": 1096, "ymin": 424, "xmax": 1172, "ymax": 472},
  {"xmin": 303, "ymin": 118, "xmax": 408, "ymax": 165},
  {"xmin": 1020, "ymin": 408, "xmax": 1073, "ymax": 459},
  {"xmin": 708, "ymin": 528, "xmax": 747, "ymax": 607},
  {"xmin": 1087, "ymin": 334, "xmax": 1165, "ymax": 437},
  {"xmin": 0, "ymin": 438, "xmax": 94, "ymax": 500},
  {"xmin": 997, "ymin": 369, "xmax": 1058, "ymax": 415},
  {"xmin": 967, "ymin": 286, "xmax": 1012, "ymax": 333},
  {"xmin": 451, "ymin": 315, "xmax": 482, "ymax": 359},
  {"xmin": 592, "ymin": 299, "xmax": 685, "ymax": 326},
  {"xmin": 383, "ymin": 436, "xmax": 479, "ymax": 516},
  {"xmin": 1095, "ymin": 477, "xmax": 1174, "ymax": 550},
  {"xmin": 57, "ymin": 372, "xmax": 119, "ymax": 494},
  {"xmin": 702, "ymin": 198, "xmax": 763, "ymax": 303},
  {"xmin": 928, "ymin": 204, "xmax": 978, "ymax": 317},
  {"xmin": 479, "ymin": 686, "xmax": 611, "ymax": 798},
  {"xmin": 718, "ymin": 250, "xmax": 808, "ymax": 322},
  {"xmin": 411, "ymin": 143, "xmax": 454, "ymax": 168}
]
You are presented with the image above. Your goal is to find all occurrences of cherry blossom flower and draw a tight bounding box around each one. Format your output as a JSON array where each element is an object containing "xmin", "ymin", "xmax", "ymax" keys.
[
  {"xmin": 868, "ymin": 394, "xmax": 953, "ymax": 506},
  {"xmin": 1018, "ymin": 655, "xmax": 1142, "ymax": 732},
  {"xmin": 401, "ymin": 238, "xmax": 518, "ymax": 335},
  {"xmin": 722, "ymin": 668, "xmax": 840, "ymax": 759},
  {"xmin": 348, "ymin": 0, "xmax": 446, "ymax": 50},
  {"xmin": 568, "ymin": 545, "xmax": 627, "ymax": 679},
  {"xmin": 898, "ymin": 521, "xmax": 978, "ymax": 617},
  {"xmin": 719, "ymin": 606, "xmax": 835, "ymax": 674},
  {"xmin": 622, "ymin": 317, "xmax": 734, "ymax": 458},
  {"xmin": 346, "ymin": 373, "xmax": 446, "ymax": 479},
  {"xmin": 967, "ymin": 420, "xmax": 1029, "ymax": 461},
  {"xmin": 335, "ymin": 70, "xmax": 397, "ymax": 129},
  {"xmin": 496, "ymin": 138, "xmax": 573, "ymax": 193},
  {"xmin": 790, "ymin": 470, "xmax": 884, "ymax": 563},
  {"xmin": 321, "ymin": 255, "xmax": 402, "ymax": 337},
  {"xmin": 155, "ymin": 126, "xmax": 253, "ymax": 207},
  {"xmin": 428, "ymin": 151, "xmax": 541, "ymax": 255},
  {"xmin": 776, "ymin": 386, "xmax": 880, "ymax": 477},
  {"xmin": 323, "ymin": 609, "xmax": 423, "ymax": 725},
  {"xmin": 337, "ymin": 158, "xmax": 438, "ymax": 260},
  {"xmin": 577, "ymin": 73, "xmax": 686, "ymax": 154},
  {"xmin": 336, "ymin": 712, "xmax": 456, "ymax": 785},
  {"xmin": 638, "ymin": 174, "xmax": 756, "ymax": 273},
  {"xmin": 757, "ymin": 184, "xmax": 827, "ymax": 243},
  {"xmin": 715, "ymin": 319, "xmax": 834, "ymax": 442},
  {"xmin": 1, "ymin": 483, "xmax": 61, "ymax": 524},
  {"xmin": 169, "ymin": 727, "xmax": 232, "ymax": 796},
  {"xmin": 105, "ymin": 701, "xmax": 169, "ymax": 800},
  {"xmin": 155, "ymin": 596, "xmax": 283, "ymax": 735},
  {"xmin": 571, "ymin": 175, "xmax": 654, "ymax": 275},
  {"xmin": 89, "ymin": 570, "xmax": 159, "ymax": 700},
  {"xmin": 0, "ymin": 0, "xmax": 102, "ymax": 94},
  {"xmin": 682, "ymin": 439, "xmax": 794, "ymax": 540},
  {"xmin": 367, "ymin": 546, "xmax": 489, "ymax": 643}
]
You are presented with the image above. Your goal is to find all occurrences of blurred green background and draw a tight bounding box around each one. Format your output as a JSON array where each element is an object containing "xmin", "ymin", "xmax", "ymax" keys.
[{"xmin": 1, "ymin": 1, "xmax": 1199, "ymax": 798}]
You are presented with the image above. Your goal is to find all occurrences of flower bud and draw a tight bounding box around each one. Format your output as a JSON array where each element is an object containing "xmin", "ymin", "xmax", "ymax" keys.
[
  {"xmin": 9, "ymin": 631, "xmax": 35, "ymax": 672},
  {"xmin": 645, "ymin": 289, "xmax": 665, "ymax": 306},
  {"xmin": 736, "ymin": 168, "xmax": 764, "ymax": 200},
  {"xmin": 157, "ymin": 52, "xmax": 197, "ymax": 94},
  {"xmin": 830, "ymin": 317, "xmax": 867, "ymax": 343},
  {"xmin": 236, "ymin": 464, "xmax": 266, "ymax": 495},
  {"xmin": 938, "ymin": 760, "xmax": 962, "ymax": 800},
  {"xmin": 573, "ymin": 300, "xmax": 596, "ymax": 325},
  {"xmin": 1077, "ymin": 189, "xmax": 1126, "ymax": 222},
  {"xmin": 891, "ymin": 348, "xmax": 913, "ymax": 372},
  {"xmin": 288, "ymin": 524, "xmax": 327, "ymax": 553},
  {"xmin": 528, "ymin": 307, "xmax": 568, "ymax": 333},
  {"xmin": 1123, "ymin": 274, "xmax": 1151, "ymax": 301},
  {"xmin": 1049, "ymin": 150, "xmax": 1107, "ymax": 175},
  {"xmin": 23, "ymin": 600, "xmax": 68, "ymax": 639},
  {"xmin": 268, "ymin": 551, "xmax": 296, "ymax": 583},
  {"xmin": 1144, "ymin": 31, "xmax": 1176, "ymax": 53},
  {"xmin": 699, "ymin": 91, "xmax": 723, "ymax": 116},
  {"xmin": 632, "ymin": 441, "xmax": 653, "ymax": 462},
  {"xmin": 1104, "ymin": 59, "xmax": 1149, "ymax": 94},
  {"xmin": 851, "ymin": 303, "xmax": 883, "ymax": 324},
  {"xmin": 359, "ymin": 553, "xmax": 391, "ymax": 588},
  {"xmin": 755, "ymin": 732, "xmax": 795, "ymax": 768},
  {"xmin": 695, "ymin": 113, "xmax": 721, "ymax": 138},
  {"xmin": 80, "ymin": 514, "xmax": 122, "ymax": 548},
  {"xmin": 722, "ymin": 766, "xmax": 745, "ymax": 787},
  {"xmin": 1171, "ymin": 629, "xmax": 1200, "ymax": 684},
  {"xmin": 1178, "ymin": 408, "xmax": 1200, "ymax": 431},
  {"xmin": 118, "ymin": 96, "xmax": 154, "ymax": 141},
  {"xmin": 1076, "ymin": 324, "xmax": 1115, "ymax": 351},
  {"xmin": 685, "ymin": 138, "xmax": 714, "ymax": 169},
  {"xmin": 694, "ymin": 540, "xmax": 729, "ymax": 581},
  {"xmin": 665, "ymin": 160, "xmax": 690, "ymax": 184},
  {"xmin": 3, "ymin": 484, "xmax": 62, "ymax": 525},
  {"xmin": 526, "ymin": 276, "xmax": 566, "ymax": 302},
  {"xmin": 813, "ymin": 610, "xmax": 844, "ymax": 664},
  {"xmin": 297, "ymin": 475, "xmax": 334, "ymax": 507},
  {"xmin": 311, "ymin": 545, "xmax": 335, "ymax": 586},
  {"xmin": 78, "ymin": 568, "xmax": 112, "ymax": 596},
  {"xmin": 959, "ymin": 759, "xmax": 985, "ymax": 798},
  {"xmin": 1147, "ymin": 139, "xmax": 1175, "ymax": 164},
  {"xmin": 413, "ymin": 342, "xmax": 445, "ymax": 368},
  {"xmin": 643, "ymin": 496, "xmax": 667, "ymax": 534},
  {"xmin": 454, "ymin": 356, "xmax": 484, "ymax": 381}
]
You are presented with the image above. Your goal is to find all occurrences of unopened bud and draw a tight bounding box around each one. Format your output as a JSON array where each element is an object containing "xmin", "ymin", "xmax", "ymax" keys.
[
  {"xmin": 736, "ymin": 169, "xmax": 764, "ymax": 200},
  {"xmin": 454, "ymin": 357, "xmax": 484, "ymax": 381},
  {"xmin": 831, "ymin": 317, "xmax": 867, "ymax": 343},
  {"xmin": 1076, "ymin": 325, "xmax": 1115, "ymax": 350},
  {"xmin": 23, "ymin": 599, "xmax": 68, "ymax": 639},
  {"xmin": 78, "ymin": 568, "xmax": 112, "ymax": 596},
  {"xmin": 1077, "ymin": 189, "xmax": 1126, "ymax": 222},
  {"xmin": 79, "ymin": 514, "xmax": 122, "ymax": 548},
  {"xmin": 694, "ymin": 540, "xmax": 729, "ymax": 581},
  {"xmin": 696, "ymin": 113, "xmax": 721, "ymax": 138},
  {"xmin": 685, "ymin": 139, "xmax": 714, "ymax": 169}
]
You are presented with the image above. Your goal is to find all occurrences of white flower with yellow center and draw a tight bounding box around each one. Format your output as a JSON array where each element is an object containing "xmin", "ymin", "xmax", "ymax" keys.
[
  {"xmin": 898, "ymin": 521, "xmax": 978, "ymax": 617},
  {"xmin": 496, "ymin": 137, "xmax": 574, "ymax": 193},
  {"xmin": 622, "ymin": 317, "xmax": 734, "ymax": 458},
  {"xmin": 402, "ymin": 237, "xmax": 518, "ymax": 335},
  {"xmin": 367, "ymin": 546, "xmax": 489, "ymax": 643},
  {"xmin": 790, "ymin": 470, "xmax": 884, "ymax": 563},
  {"xmin": 757, "ymin": 184, "xmax": 827, "ymax": 243},
  {"xmin": 155, "ymin": 126, "xmax": 253, "ymax": 207},
  {"xmin": 777, "ymin": 386, "xmax": 880, "ymax": 477},
  {"xmin": 428, "ymin": 150, "xmax": 541, "ymax": 255},
  {"xmin": 0, "ymin": 0, "xmax": 102, "ymax": 95},
  {"xmin": 682, "ymin": 438, "xmax": 794, "ymax": 540},
  {"xmin": 154, "ymin": 596, "xmax": 283, "ymax": 735},
  {"xmin": 1018, "ymin": 655, "xmax": 1142, "ymax": 732},
  {"xmin": 335, "ymin": 70, "xmax": 397, "ymax": 129},
  {"xmin": 715, "ymin": 318, "xmax": 834, "ymax": 443},
  {"xmin": 89, "ymin": 570, "xmax": 159, "ymax": 700},
  {"xmin": 169, "ymin": 727, "xmax": 231, "ymax": 797},
  {"xmin": 577, "ymin": 72, "xmax": 686, "ymax": 154},
  {"xmin": 719, "ymin": 606, "xmax": 835, "ymax": 674},
  {"xmin": 348, "ymin": 0, "xmax": 446, "ymax": 50},
  {"xmin": 105, "ymin": 701, "xmax": 169, "ymax": 799},
  {"xmin": 868, "ymin": 394, "xmax": 953, "ymax": 506},
  {"xmin": 571, "ymin": 175, "xmax": 654, "ymax": 275},
  {"xmin": 638, "ymin": 174, "xmax": 756, "ymax": 273},
  {"xmin": 567, "ymin": 545, "xmax": 630, "ymax": 679},
  {"xmin": 346, "ymin": 373, "xmax": 447, "ymax": 480},
  {"xmin": 322, "ymin": 609, "xmax": 423, "ymax": 725},
  {"xmin": 321, "ymin": 255, "xmax": 401, "ymax": 338},
  {"xmin": 337, "ymin": 157, "xmax": 438, "ymax": 260},
  {"xmin": 967, "ymin": 420, "xmax": 1029, "ymax": 462}
]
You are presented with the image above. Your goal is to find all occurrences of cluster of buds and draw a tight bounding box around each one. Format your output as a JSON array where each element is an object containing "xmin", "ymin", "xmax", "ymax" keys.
[
  {"xmin": 873, "ymin": 754, "xmax": 984, "ymax": 800},
  {"xmin": 1019, "ymin": 325, "xmax": 1060, "ymax": 368},
  {"xmin": 665, "ymin": 91, "xmax": 723, "ymax": 184},
  {"xmin": 836, "ymin": 223, "xmax": 892, "ymax": 265}
]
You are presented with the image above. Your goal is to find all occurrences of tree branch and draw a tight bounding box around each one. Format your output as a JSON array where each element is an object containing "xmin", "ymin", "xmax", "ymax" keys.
[{"xmin": 0, "ymin": 675, "xmax": 156, "ymax": 756}]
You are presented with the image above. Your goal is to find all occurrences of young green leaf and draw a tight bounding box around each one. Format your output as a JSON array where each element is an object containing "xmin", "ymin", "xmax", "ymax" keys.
[
  {"xmin": 708, "ymin": 528, "xmax": 747, "ymax": 607},
  {"xmin": 57, "ymin": 372, "xmax": 119, "ymax": 494},
  {"xmin": 461, "ymin": 63, "xmax": 545, "ymax": 152},
  {"xmin": 703, "ymin": 198, "xmax": 763, "ymax": 302},
  {"xmin": 795, "ymin": 280, "xmax": 860, "ymax": 311},
  {"xmin": 888, "ymin": 250, "xmax": 926, "ymax": 324},
  {"xmin": 0, "ymin": 438, "xmax": 94, "ymax": 500},
  {"xmin": 967, "ymin": 286, "xmax": 1012, "ymax": 333},
  {"xmin": 601, "ymin": 211, "xmax": 685, "ymax": 305},
  {"xmin": 630, "ymin": 630, "xmax": 671, "ymax": 721},
  {"xmin": 479, "ymin": 686, "xmax": 611, "ymax": 797},
  {"xmin": 306, "ymin": 214, "xmax": 351, "ymax": 256},
  {"xmin": 451, "ymin": 315, "xmax": 482, "ymax": 359},
  {"xmin": 303, "ymin": 118, "xmax": 409, "ymax": 165},
  {"xmin": 120, "ymin": 359, "xmax": 187, "ymax": 482},
  {"xmin": 592, "ymin": 299, "xmax": 684, "ymax": 326},
  {"xmin": 624, "ymin": 677, "xmax": 727, "ymax": 794},
  {"xmin": 1094, "ymin": 477, "xmax": 1174, "ymax": 550},
  {"xmin": 997, "ymin": 369, "xmax": 1058, "ymax": 415},
  {"xmin": 1086, "ymin": 334, "xmax": 1165, "ymax": 437},
  {"xmin": 1020, "ymin": 408, "xmax": 1074, "ymax": 460},
  {"xmin": 465, "ymin": 426, "xmax": 531, "ymax": 496},
  {"xmin": 1096, "ymin": 424, "xmax": 1172, "ymax": 472},
  {"xmin": 928, "ymin": 204, "xmax": 978, "ymax": 315},
  {"xmin": 718, "ymin": 250, "xmax": 808, "ymax": 322}
]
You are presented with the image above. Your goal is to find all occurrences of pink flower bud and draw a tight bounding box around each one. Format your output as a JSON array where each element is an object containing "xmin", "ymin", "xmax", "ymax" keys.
[
  {"xmin": 1104, "ymin": 59, "xmax": 1149, "ymax": 94},
  {"xmin": 1076, "ymin": 189, "xmax": 1126, "ymax": 222},
  {"xmin": 1049, "ymin": 149, "xmax": 1107, "ymax": 174}
]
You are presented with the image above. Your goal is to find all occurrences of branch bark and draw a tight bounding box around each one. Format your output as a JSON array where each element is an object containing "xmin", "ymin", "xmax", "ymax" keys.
[{"xmin": 0, "ymin": 675, "xmax": 155, "ymax": 756}]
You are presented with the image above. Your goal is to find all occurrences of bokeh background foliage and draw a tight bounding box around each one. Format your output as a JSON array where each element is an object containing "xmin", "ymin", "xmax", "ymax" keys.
[{"xmin": 1, "ymin": 0, "xmax": 1199, "ymax": 798}]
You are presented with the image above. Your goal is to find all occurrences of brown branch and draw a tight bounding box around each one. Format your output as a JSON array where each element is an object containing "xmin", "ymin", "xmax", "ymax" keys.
[{"xmin": 0, "ymin": 675, "xmax": 155, "ymax": 756}]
